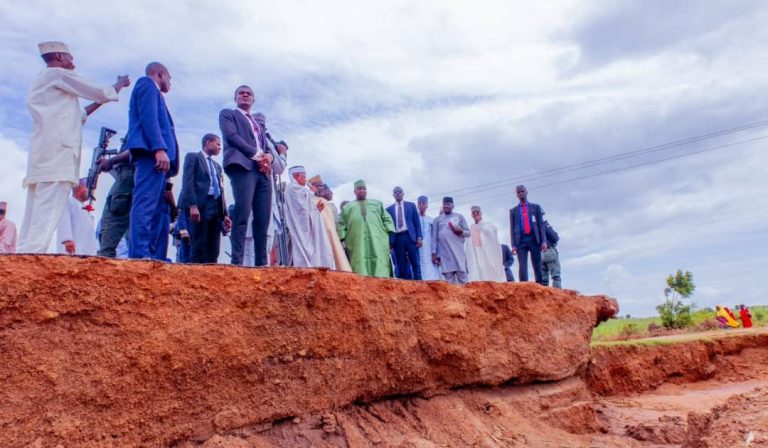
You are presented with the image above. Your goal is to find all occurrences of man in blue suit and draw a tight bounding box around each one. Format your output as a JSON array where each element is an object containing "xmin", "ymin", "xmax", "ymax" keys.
[
  {"xmin": 386, "ymin": 186, "xmax": 423, "ymax": 280},
  {"xmin": 125, "ymin": 62, "xmax": 179, "ymax": 260},
  {"xmin": 509, "ymin": 184, "xmax": 548, "ymax": 284}
]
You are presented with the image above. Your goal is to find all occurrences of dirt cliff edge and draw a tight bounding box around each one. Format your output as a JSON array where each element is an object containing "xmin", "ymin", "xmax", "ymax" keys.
[{"xmin": 0, "ymin": 255, "xmax": 616, "ymax": 447}]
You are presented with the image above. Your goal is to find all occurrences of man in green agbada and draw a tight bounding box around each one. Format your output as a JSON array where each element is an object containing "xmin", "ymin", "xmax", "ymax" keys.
[{"xmin": 338, "ymin": 180, "xmax": 395, "ymax": 277}]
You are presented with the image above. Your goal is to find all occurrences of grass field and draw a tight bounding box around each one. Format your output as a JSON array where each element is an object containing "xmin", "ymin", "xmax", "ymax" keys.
[{"xmin": 592, "ymin": 305, "xmax": 768, "ymax": 342}]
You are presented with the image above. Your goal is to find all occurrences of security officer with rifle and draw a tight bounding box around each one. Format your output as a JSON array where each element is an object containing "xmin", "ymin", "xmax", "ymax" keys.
[{"xmin": 96, "ymin": 134, "xmax": 134, "ymax": 258}]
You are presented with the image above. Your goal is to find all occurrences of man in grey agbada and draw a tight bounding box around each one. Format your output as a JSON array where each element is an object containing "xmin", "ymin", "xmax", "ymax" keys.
[{"xmin": 431, "ymin": 196, "xmax": 470, "ymax": 284}]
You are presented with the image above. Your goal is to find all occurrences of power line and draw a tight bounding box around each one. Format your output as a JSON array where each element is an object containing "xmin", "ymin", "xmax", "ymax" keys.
[
  {"xmin": 448, "ymin": 134, "xmax": 767, "ymax": 208},
  {"xmin": 429, "ymin": 119, "xmax": 768, "ymax": 200}
]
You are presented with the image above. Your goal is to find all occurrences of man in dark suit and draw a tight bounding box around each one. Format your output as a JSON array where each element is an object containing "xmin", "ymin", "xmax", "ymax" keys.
[
  {"xmin": 219, "ymin": 85, "xmax": 286, "ymax": 266},
  {"xmin": 386, "ymin": 186, "xmax": 423, "ymax": 280},
  {"xmin": 178, "ymin": 134, "xmax": 232, "ymax": 263},
  {"xmin": 126, "ymin": 62, "xmax": 179, "ymax": 260},
  {"xmin": 509, "ymin": 184, "xmax": 548, "ymax": 284}
]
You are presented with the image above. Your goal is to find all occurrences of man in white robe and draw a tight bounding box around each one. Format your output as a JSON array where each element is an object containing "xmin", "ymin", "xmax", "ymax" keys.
[
  {"xmin": 466, "ymin": 206, "xmax": 507, "ymax": 282},
  {"xmin": 308, "ymin": 175, "xmax": 351, "ymax": 272},
  {"xmin": 417, "ymin": 196, "xmax": 441, "ymax": 280},
  {"xmin": 283, "ymin": 166, "xmax": 335, "ymax": 269},
  {"xmin": 57, "ymin": 179, "xmax": 98, "ymax": 255},
  {"xmin": 18, "ymin": 41, "xmax": 129, "ymax": 253}
]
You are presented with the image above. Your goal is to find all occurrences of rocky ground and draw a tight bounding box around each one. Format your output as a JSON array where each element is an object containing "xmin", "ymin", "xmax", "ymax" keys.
[{"xmin": 1, "ymin": 255, "xmax": 765, "ymax": 447}]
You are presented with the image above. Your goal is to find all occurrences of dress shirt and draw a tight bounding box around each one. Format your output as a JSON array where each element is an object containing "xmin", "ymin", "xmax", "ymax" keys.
[
  {"xmin": 395, "ymin": 201, "xmax": 409, "ymax": 233},
  {"xmin": 236, "ymin": 108, "xmax": 264, "ymax": 155},
  {"xmin": 206, "ymin": 155, "xmax": 221, "ymax": 198}
]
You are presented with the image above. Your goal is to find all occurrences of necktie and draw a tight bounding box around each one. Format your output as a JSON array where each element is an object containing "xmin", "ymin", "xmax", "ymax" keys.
[
  {"xmin": 245, "ymin": 113, "xmax": 263, "ymax": 151},
  {"xmin": 522, "ymin": 204, "xmax": 531, "ymax": 234},
  {"xmin": 397, "ymin": 202, "xmax": 404, "ymax": 229},
  {"xmin": 207, "ymin": 157, "xmax": 221, "ymax": 199}
]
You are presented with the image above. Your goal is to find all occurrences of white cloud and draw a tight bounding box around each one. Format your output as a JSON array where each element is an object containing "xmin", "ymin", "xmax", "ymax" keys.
[{"xmin": 1, "ymin": 1, "xmax": 767, "ymax": 314}]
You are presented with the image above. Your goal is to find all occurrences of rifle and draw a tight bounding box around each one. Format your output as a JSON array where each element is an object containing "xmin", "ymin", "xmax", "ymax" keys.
[
  {"xmin": 84, "ymin": 127, "xmax": 120, "ymax": 209},
  {"xmin": 265, "ymin": 132, "xmax": 290, "ymax": 266}
]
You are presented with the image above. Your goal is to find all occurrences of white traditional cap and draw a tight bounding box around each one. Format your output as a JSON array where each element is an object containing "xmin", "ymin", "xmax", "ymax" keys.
[
  {"xmin": 38, "ymin": 41, "xmax": 71, "ymax": 55},
  {"xmin": 288, "ymin": 166, "xmax": 306, "ymax": 176},
  {"xmin": 471, "ymin": 205, "xmax": 481, "ymax": 212}
]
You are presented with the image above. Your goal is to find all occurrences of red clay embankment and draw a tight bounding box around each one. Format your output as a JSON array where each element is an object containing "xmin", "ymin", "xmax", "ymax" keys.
[
  {"xmin": 0, "ymin": 255, "xmax": 616, "ymax": 447},
  {"xmin": 586, "ymin": 332, "xmax": 768, "ymax": 396}
]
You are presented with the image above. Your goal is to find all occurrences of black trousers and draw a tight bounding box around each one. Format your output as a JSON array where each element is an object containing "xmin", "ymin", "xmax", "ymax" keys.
[
  {"xmin": 226, "ymin": 166, "xmax": 271, "ymax": 266},
  {"xmin": 517, "ymin": 233, "xmax": 543, "ymax": 284},
  {"xmin": 393, "ymin": 231, "xmax": 421, "ymax": 280},
  {"xmin": 97, "ymin": 166, "xmax": 133, "ymax": 257},
  {"xmin": 189, "ymin": 195, "xmax": 223, "ymax": 263}
]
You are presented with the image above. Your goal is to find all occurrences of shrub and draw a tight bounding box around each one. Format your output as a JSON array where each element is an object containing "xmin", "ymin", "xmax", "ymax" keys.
[
  {"xmin": 618, "ymin": 323, "xmax": 641, "ymax": 340},
  {"xmin": 657, "ymin": 300, "xmax": 693, "ymax": 328},
  {"xmin": 656, "ymin": 270, "xmax": 695, "ymax": 329}
]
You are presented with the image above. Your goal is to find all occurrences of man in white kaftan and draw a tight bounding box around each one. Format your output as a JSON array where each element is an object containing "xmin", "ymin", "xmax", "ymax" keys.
[
  {"xmin": 417, "ymin": 196, "xmax": 441, "ymax": 280},
  {"xmin": 18, "ymin": 41, "xmax": 129, "ymax": 253},
  {"xmin": 466, "ymin": 206, "xmax": 507, "ymax": 282},
  {"xmin": 283, "ymin": 166, "xmax": 335, "ymax": 269},
  {"xmin": 57, "ymin": 179, "xmax": 98, "ymax": 255}
]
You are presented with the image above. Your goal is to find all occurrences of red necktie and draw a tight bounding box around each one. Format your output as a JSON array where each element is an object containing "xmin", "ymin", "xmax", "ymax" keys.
[
  {"xmin": 245, "ymin": 114, "xmax": 262, "ymax": 142},
  {"xmin": 522, "ymin": 204, "xmax": 531, "ymax": 234}
]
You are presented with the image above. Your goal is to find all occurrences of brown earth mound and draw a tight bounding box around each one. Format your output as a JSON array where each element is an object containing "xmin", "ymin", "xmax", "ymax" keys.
[{"xmin": 0, "ymin": 255, "xmax": 616, "ymax": 448}]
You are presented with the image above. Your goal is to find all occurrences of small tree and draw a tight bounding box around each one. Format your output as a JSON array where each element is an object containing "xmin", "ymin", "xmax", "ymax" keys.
[{"xmin": 656, "ymin": 270, "xmax": 695, "ymax": 328}]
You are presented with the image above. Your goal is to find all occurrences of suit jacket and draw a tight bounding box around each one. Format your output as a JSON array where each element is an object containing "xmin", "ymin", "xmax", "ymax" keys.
[
  {"xmin": 509, "ymin": 202, "xmax": 547, "ymax": 248},
  {"xmin": 124, "ymin": 76, "xmax": 179, "ymax": 177},
  {"xmin": 386, "ymin": 201, "xmax": 423, "ymax": 245},
  {"xmin": 178, "ymin": 151, "xmax": 228, "ymax": 218},
  {"xmin": 219, "ymin": 108, "xmax": 265, "ymax": 172}
]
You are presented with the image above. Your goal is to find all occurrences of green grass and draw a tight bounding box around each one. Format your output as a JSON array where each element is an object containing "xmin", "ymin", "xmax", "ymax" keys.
[
  {"xmin": 592, "ymin": 305, "xmax": 768, "ymax": 342},
  {"xmin": 591, "ymin": 338, "xmax": 694, "ymax": 348}
]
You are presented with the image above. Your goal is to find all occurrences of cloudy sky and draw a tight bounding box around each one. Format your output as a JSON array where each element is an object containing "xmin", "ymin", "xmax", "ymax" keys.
[{"xmin": 1, "ymin": 0, "xmax": 766, "ymax": 316}]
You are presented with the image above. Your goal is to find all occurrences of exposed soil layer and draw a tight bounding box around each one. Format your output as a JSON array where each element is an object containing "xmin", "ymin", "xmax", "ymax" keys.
[
  {"xmin": 589, "ymin": 331, "xmax": 768, "ymax": 447},
  {"xmin": 184, "ymin": 332, "xmax": 768, "ymax": 447},
  {"xmin": 0, "ymin": 255, "xmax": 616, "ymax": 448},
  {"xmin": 586, "ymin": 332, "xmax": 768, "ymax": 396},
  {"xmin": 685, "ymin": 386, "xmax": 768, "ymax": 447},
  {"xmin": 181, "ymin": 377, "xmax": 643, "ymax": 448}
]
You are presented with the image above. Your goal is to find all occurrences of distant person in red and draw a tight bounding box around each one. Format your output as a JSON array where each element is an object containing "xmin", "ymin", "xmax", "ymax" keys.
[{"xmin": 739, "ymin": 305, "xmax": 753, "ymax": 328}]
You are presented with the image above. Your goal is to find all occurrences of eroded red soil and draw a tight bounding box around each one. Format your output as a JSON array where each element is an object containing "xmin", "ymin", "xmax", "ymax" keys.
[
  {"xmin": 0, "ymin": 255, "xmax": 614, "ymax": 447},
  {"xmin": 589, "ymin": 331, "xmax": 768, "ymax": 447},
  {"xmin": 1, "ymin": 255, "xmax": 766, "ymax": 447}
]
